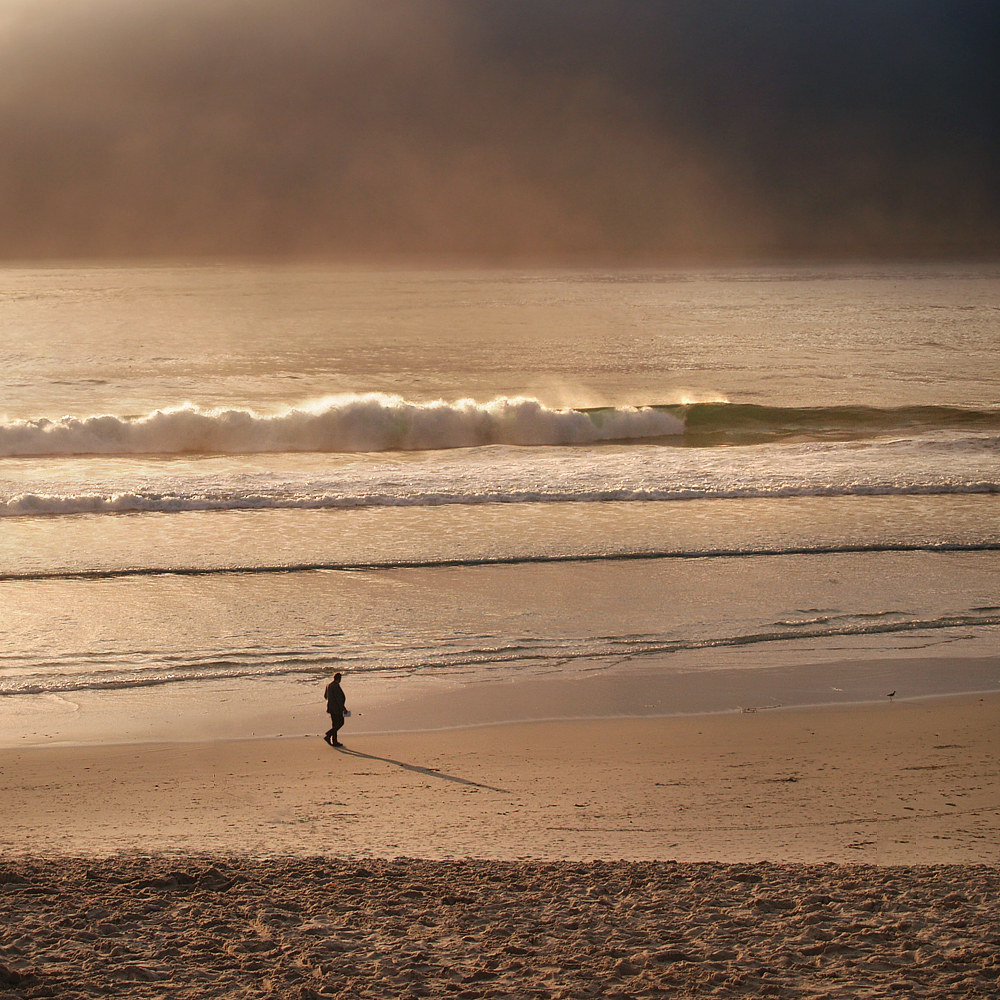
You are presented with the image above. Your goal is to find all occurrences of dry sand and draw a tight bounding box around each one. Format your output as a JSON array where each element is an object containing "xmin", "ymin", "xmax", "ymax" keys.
[
  {"xmin": 2, "ymin": 693, "xmax": 998, "ymax": 997},
  {"xmin": 2, "ymin": 857, "xmax": 998, "ymax": 999}
]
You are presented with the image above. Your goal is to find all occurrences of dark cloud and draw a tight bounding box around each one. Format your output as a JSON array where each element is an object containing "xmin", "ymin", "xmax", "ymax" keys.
[{"xmin": 0, "ymin": 0, "xmax": 997, "ymax": 261}]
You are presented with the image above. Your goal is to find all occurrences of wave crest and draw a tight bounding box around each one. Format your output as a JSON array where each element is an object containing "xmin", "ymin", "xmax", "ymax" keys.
[
  {"xmin": 0, "ymin": 395, "xmax": 684, "ymax": 458},
  {"xmin": 3, "ymin": 397, "xmax": 997, "ymax": 460}
]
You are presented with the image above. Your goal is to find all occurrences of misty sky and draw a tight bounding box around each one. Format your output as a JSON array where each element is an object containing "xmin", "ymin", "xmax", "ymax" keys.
[{"xmin": 1, "ymin": 0, "xmax": 997, "ymax": 262}]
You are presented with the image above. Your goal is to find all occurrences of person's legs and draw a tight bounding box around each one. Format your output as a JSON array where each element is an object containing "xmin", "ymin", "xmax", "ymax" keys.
[{"xmin": 325, "ymin": 713, "xmax": 344, "ymax": 746}]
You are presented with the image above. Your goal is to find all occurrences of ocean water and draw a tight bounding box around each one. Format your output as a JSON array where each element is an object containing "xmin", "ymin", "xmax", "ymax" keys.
[{"xmin": 1, "ymin": 262, "xmax": 999, "ymax": 741}]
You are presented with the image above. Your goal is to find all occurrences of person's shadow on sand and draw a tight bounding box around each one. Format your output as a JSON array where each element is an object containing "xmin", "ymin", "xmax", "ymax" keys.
[{"xmin": 336, "ymin": 746, "xmax": 511, "ymax": 794}]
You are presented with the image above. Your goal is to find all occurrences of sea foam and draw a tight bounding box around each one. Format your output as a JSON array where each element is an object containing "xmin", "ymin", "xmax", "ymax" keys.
[{"xmin": 0, "ymin": 395, "xmax": 684, "ymax": 458}]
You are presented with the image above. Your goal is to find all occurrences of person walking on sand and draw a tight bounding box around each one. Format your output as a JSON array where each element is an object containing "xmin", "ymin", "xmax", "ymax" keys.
[{"xmin": 323, "ymin": 672, "xmax": 347, "ymax": 747}]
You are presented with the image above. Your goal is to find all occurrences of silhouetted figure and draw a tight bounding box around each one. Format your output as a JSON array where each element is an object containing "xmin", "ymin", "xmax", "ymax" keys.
[{"xmin": 324, "ymin": 672, "xmax": 347, "ymax": 746}]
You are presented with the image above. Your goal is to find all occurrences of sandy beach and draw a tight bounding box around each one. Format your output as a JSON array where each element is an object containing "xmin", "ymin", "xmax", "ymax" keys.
[
  {"xmin": 2, "ymin": 692, "xmax": 998, "ymax": 863},
  {"xmin": 3, "ymin": 856, "xmax": 998, "ymax": 999},
  {"xmin": 2, "ymin": 691, "xmax": 998, "ymax": 997}
]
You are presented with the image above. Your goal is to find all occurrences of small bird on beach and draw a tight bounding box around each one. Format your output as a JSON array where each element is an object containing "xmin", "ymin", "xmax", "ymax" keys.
[{"xmin": 887, "ymin": 691, "xmax": 896, "ymax": 701}]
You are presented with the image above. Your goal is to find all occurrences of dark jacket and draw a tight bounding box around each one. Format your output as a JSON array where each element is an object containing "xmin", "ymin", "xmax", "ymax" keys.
[{"xmin": 324, "ymin": 680, "xmax": 346, "ymax": 715}]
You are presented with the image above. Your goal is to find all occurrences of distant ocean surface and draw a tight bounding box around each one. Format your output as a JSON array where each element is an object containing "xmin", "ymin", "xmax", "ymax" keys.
[{"xmin": 1, "ymin": 263, "xmax": 998, "ymax": 726}]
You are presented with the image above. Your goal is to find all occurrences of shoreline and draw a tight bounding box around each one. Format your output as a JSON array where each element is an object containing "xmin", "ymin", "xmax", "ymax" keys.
[{"xmin": 3, "ymin": 652, "xmax": 999, "ymax": 750}]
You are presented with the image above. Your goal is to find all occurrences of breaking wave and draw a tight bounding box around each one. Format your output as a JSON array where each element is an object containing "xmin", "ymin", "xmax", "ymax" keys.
[
  {"xmin": 0, "ymin": 395, "xmax": 682, "ymax": 458},
  {"xmin": 3, "ymin": 396, "xmax": 998, "ymax": 458}
]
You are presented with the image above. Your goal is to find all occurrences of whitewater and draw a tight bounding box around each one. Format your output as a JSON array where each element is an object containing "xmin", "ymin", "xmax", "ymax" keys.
[
  {"xmin": 0, "ymin": 393, "xmax": 686, "ymax": 457},
  {"xmin": 4, "ymin": 394, "xmax": 999, "ymax": 459},
  {"xmin": 1, "ymin": 396, "xmax": 997, "ymax": 519}
]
